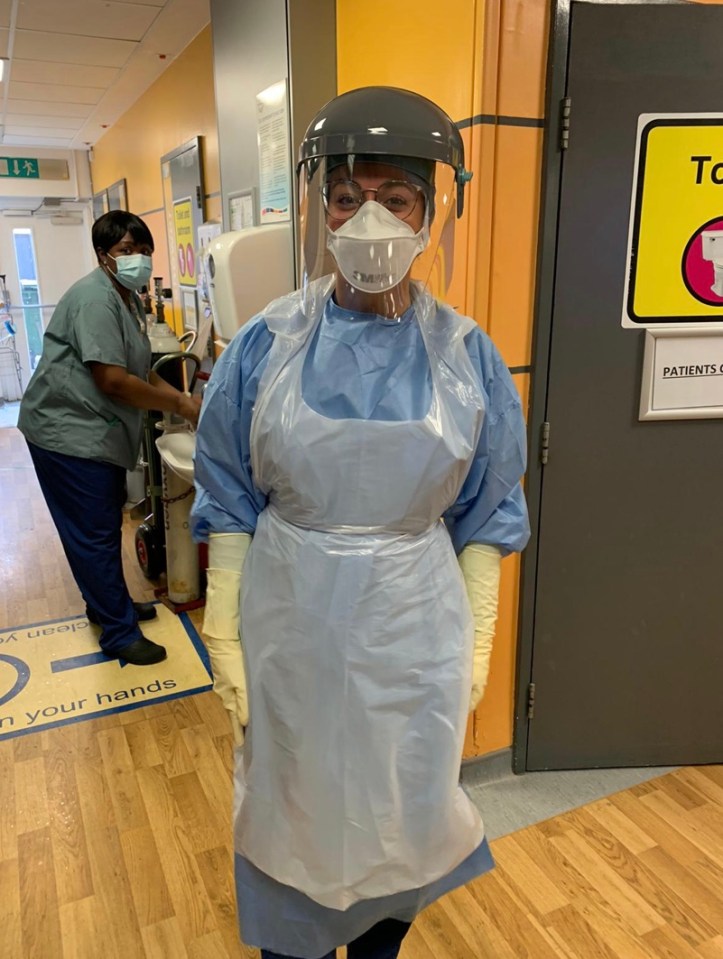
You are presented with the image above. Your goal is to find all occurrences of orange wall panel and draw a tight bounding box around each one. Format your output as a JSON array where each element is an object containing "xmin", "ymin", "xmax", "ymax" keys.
[
  {"xmin": 336, "ymin": 0, "xmax": 478, "ymax": 124},
  {"xmin": 486, "ymin": 126, "xmax": 543, "ymax": 369},
  {"xmin": 140, "ymin": 209, "xmax": 171, "ymax": 289},
  {"xmin": 205, "ymin": 195, "xmax": 222, "ymax": 223},
  {"xmin": 477, "ymin": 0, "xmax": 501, "ymax": 117},
  {"xmin": 466, "ymin": 121, "xmax": 497, "ymax": 332},
  {"xmin": 443, "ymin": 127, "xmax": 475, "ymax": 317},
  {"xmin": 497, "ymin": 0, "xmax": 549, "ymax": 119}
]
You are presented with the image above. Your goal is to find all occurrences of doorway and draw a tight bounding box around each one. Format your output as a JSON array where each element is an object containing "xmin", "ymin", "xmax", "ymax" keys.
[{"xmin": 517, "ymin": 1, "xmax": 723, "ymax": 771}]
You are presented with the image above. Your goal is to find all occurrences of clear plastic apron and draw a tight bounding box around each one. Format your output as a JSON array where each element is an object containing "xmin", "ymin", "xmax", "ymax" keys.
[{"xmin": 235, "ymin": 282, "xmax": 487, "ymax": 910}]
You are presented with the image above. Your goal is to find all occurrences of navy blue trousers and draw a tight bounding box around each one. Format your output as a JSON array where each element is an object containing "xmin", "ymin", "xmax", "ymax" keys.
[
  {"xmin": 27, "ymin": 442, "xmax": 144, "ymax": 654},
  {"xmin": 260, "ymin": 919, "xmax": 412, "ymax": 959}
]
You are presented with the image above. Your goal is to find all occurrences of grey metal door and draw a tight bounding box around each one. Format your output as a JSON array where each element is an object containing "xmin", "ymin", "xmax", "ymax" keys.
[{"xmin": 526, "ymin": 2, "xmax": 723, "ymax": 770}]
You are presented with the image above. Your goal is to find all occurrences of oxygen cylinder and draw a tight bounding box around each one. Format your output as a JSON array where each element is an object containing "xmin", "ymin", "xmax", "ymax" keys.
[{"xmin": 160, "ymin": 441, "xmax": 199, "ymax": 604}]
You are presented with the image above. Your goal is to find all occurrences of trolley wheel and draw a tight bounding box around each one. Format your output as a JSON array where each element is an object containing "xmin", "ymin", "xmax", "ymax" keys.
[{"xmin": 135, "ymin": 522, "xmax": 165, "ymax": 580}]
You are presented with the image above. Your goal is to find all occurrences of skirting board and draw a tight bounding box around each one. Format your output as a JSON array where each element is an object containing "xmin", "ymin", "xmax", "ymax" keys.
[{"xmin": 460, "ymin": 747, "xmax": 514, "ymax": 787}]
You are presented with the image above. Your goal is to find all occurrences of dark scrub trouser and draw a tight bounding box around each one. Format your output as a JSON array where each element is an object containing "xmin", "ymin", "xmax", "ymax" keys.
[
  {"xmin": 27, "ymin": 442, "xmax": 144, "ymax": 654},
  {"xmin": 260, "ymin": 919, "xmax": 412, "ymax": 959}
]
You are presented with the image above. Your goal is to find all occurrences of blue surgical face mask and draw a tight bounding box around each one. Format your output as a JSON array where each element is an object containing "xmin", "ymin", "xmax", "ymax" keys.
[{"xmin": 107, "ymin": 252, "xmax": 153, "ymax": 291}]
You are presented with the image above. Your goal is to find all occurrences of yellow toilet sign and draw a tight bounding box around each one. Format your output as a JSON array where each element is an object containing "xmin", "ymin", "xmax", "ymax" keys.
[{"xmin": 623, "ymin": 114, "xmax": 723, "ymax": 327}]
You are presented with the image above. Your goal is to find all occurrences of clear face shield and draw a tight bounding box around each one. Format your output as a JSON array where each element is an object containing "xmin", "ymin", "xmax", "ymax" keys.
[{"xmin": 298, "ymin": 155, "xmax": 459, "ymax": 320}]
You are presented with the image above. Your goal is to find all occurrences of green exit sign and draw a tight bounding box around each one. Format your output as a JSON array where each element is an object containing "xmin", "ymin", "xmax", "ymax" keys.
[{"xmin": 0, "ymin": 157, "xmax": 39, "ymax": 178}]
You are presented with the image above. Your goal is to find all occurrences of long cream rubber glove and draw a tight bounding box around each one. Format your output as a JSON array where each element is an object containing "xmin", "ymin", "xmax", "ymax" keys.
[
  {"xmin": 203, "ymin": 532, "xmax": 252, "ymax": 745},
  {"xmin": 458, "ymin": 543, "xmax": 502, "ymax": 712}
]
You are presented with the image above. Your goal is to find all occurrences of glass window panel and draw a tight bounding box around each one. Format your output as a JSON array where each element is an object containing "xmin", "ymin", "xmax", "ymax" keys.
[
  {"xmin": 11, "ymin": 229, "xmax": 44, "ymax": 371},
  {"xmin": 13, "ymin": 229, "xmax": 37, "ymax": 282}
]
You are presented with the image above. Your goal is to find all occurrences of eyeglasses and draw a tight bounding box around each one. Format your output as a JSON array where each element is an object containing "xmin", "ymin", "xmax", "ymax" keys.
[{"xmin": 322, "ymin": 179, "xmax": 424, "ymax": 221}]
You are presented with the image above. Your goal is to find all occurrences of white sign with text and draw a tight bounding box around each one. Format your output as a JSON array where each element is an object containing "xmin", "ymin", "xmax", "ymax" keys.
[{"xmin": 640, "ymin": 327, "xmax": 723, "ymax": 419}]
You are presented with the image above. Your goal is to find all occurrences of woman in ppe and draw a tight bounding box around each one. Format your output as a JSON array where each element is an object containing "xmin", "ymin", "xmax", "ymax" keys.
[{"xmin": 191, "ymin": 86, "xmax": 530, "ymax": 959}]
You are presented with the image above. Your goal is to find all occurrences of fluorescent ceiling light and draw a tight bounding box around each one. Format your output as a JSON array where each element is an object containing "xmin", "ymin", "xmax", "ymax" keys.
[{"xmin": 0, "ymin": 59, "xmax": 5, "ymax": 82}]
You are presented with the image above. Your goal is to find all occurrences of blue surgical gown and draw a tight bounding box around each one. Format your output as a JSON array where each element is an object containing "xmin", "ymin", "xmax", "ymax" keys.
[{"xmin": 192, "ymin": 296, "xmax": 530, "ymax": 554}]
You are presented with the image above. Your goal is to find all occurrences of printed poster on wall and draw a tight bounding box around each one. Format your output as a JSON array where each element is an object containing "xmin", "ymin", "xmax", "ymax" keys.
[
  {"xmin": 623, "ymin": 113, "xmax": 723, "ymax": 328},
  {"xmin": 256, "ymin": 80, "xmax": 291, "ymax": 224},
  {"xmin": 173, "ymin": 197, "xmax": 196, "ymax": 287}
]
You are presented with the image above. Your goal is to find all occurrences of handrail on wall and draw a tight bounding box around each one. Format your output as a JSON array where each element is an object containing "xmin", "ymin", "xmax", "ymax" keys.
[{"xmin": 5, "ymin": 303, "xmax": 58, "ymax": 311}]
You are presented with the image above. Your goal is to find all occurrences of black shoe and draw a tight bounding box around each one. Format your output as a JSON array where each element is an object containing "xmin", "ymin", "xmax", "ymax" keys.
[
  {"xmin": 134, "ymin": 602, "xmax": 158, "ymax": 622},
  {"xmin": 86, "ymin": 601, "xmax": 158, "ymax": 625},
  {"xmin": 104, "ymin": 636, "xmax": 167, "ymax": 666}
]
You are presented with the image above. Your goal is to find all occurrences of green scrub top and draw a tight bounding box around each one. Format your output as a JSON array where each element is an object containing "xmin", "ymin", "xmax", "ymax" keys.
[{"xmin": 18, "ymin": 267, "xmax": 152, "ymax": 471}]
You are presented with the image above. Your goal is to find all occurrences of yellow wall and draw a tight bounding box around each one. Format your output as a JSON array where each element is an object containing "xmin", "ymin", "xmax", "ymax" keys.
[
  {"xmin": 337, "ymin": 0, "xmax": 549, "ymax": 757},
  {"xmin": 90, "ymin": 27, "xmax": 220, "ymax": 332}
]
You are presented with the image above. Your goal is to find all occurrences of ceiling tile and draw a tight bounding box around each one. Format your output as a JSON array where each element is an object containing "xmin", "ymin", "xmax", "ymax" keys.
[
  {"xmin": 5, "ymin": 113, "xmax": 85, "ymax": 130},
  {"xmin": 5, "ymin": 99, "xmax": 93, "ymax": 118},
  {"xmin": 10, "ymin": 81, "xmax": 103, "ymax": 105},
  {"xmin": 2, "ymin": 134, "xmax": 74, "ymax": 147},
  {"xmin": 139, "ymin": 0, "xmax": 209, "ymax": 54},
  {"xmin": 11, "ymin": 59, "xmax": 120, "ymax": 88},
  {"xmin": 2, "ymin": 0, "xmax": 209, "ymax": 150},
  {"xmin": 0, "ymin": 0, "xmax": 11, "ymax": 28},
  {"xmin": 13, "ymin": 29, "xmax": 136, "ymax": 68},
  {"xmin": 0, "ymin": 27, "xmax": 8, "ymax": 57},
  {"xmin": 4, "ymin": 124, "xmax": 82, "ymax": 140},
  {"xmin": 17, "ymin": 0, "xmax": 162, "ymax": 43}
]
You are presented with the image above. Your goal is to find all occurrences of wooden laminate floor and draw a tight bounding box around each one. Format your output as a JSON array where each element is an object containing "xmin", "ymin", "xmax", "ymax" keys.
[{"xmin": 2, "ymin": 427, "xmax": 722, "ymax": 959}]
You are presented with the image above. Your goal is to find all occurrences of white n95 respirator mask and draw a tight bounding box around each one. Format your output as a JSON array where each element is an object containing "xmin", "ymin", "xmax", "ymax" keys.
[{"xmin": 326, "ymin": 201, "xmax": 429, "ymax": 294}]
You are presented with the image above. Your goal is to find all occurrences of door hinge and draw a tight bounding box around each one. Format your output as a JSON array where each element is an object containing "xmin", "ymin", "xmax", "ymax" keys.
[
  {"xmin": 527, "ymin": 682, "xmax": 536, "ymax": 720},
  {"xmin": 560, "ymin": 96, "xmax": 571, "ymax": 151},
  {"xmin": 540, "ymin": 421, "xmax": 550, "ymax": 465},
  {"xmin": 196, "ymin": 185, "xmax": 203, "ymax": 208}
]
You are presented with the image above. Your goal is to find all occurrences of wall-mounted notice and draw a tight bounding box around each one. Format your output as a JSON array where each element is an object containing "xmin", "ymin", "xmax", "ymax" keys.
[
  {"xmin": 197, "ymin": 220, "xmax": 223, "ymax": 304},
  {"xmin": 640, "ymin": 327, "xmax": 723, "ymax": 419},
  {"xmin": 173, "ymin": 198, "xmax": 196, "ymax": 287},
  {"xmin": 624, "ymin": 114, "xmax": 723, "ymax": 328},
  {"xmin": 256, "ymin": 81, "xmax": 291, "ymax": 224},
  {"xmin": 230, "ymin": 190, "xmax": 255, "ymax": 231}
]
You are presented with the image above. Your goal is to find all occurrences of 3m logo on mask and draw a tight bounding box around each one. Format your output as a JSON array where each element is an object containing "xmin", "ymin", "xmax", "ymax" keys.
[{"xmin": 353, "ymin": 271, "xmax": 390, "ymax": 285}]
